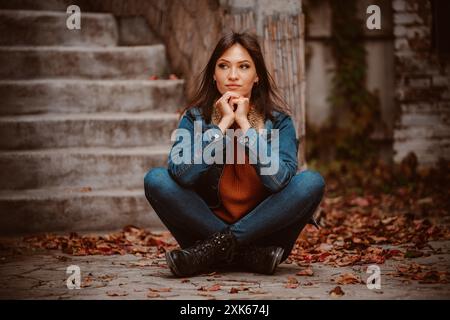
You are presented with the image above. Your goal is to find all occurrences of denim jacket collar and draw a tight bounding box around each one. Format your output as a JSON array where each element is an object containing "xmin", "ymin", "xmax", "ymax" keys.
[{"xmin": 189, "ymin": 106, "xmax": 278, "ymax": 132}]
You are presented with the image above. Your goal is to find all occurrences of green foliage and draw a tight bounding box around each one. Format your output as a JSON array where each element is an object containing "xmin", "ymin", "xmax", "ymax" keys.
[{"xmin": 307, "ymin": 0, "xmax": 381, "ymax": 163}]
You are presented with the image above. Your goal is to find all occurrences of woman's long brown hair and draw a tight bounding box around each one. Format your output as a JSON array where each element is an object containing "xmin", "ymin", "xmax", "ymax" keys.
[{"xmin": 179, "ymin": 31, "xmax": 292, "ymax": 123}]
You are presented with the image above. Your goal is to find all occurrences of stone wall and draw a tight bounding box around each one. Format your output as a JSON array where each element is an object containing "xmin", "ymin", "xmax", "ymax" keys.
[{"xmin": 392, "ymin": 0, "xmax": 450, "ymax": 166}]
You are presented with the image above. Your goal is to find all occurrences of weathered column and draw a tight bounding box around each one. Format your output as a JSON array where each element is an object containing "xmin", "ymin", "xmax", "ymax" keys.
[{"xmin": 220, "ymin": 0, "xmax": 307, "ymax": 170}]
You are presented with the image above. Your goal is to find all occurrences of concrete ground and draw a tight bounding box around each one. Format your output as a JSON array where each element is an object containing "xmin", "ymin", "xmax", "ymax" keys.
[{"xmin": 0, "ymin": 236, "xmax": 449, "ymax": 300}]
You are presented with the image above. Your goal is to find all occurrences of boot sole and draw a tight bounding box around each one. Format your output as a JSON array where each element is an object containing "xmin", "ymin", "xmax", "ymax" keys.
[
  {"xmin": 269, "ymin": 247, "xmax": 284, "ymax": 275},
  {"xmin": 165, "ymin": 251, "xmax": 182, "ymax": 277}
]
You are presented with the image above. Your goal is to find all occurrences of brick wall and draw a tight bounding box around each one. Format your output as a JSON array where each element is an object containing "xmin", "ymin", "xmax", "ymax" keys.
[{"xmin": 392, "ymin": 0, "xmax": 450, "ymax": 167}]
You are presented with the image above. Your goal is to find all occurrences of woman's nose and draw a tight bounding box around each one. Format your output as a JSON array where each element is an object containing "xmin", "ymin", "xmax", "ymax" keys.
[{"xmin": 228, "ymin": 67, "xmax": 238, "ymax": 80}]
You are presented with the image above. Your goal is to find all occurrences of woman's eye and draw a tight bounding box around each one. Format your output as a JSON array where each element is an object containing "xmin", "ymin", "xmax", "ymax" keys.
[
  {"xmin": 241, "ymin": 64, "xmax": 250, "ymax": 69},
  {"xmin": 218, "ymin": 64, "xmax": 227, "ymax": 69}
]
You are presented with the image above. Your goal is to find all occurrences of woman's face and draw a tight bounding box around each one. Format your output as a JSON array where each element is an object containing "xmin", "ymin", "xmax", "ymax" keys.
[{"xmin": 213, "ymin": 43, "xmax": 259, "ymax": 99}]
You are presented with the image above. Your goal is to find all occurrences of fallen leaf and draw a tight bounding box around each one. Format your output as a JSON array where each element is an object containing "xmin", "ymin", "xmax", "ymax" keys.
[
  {"xmin": 296, "ymin": 267, "xmax": 314, "ymax": 276},
  {"xmin": 149, "ymin": 287, "xmax": 172, "ymax": 292},
  {"xmin": 147, "ymin": 291, "xmax": 160, "ymax": 298},
  {"xmin": 350, "ymin": 197, "xmax": 370, "ymax": 207},
  {"xmin": 106, "ymin": 290, "xmax": 128, "ymax": 297},
  {"xmin": 285, "ymin": 276, "xmax": 299, "ymax": 289},
  {"xmin": 198, "ymin": 284, "xmax": 221, "ymax": 292},
  {"xmin": 334, "ymin": 273, "xmax": 362, "ymax": 285},
  {"xmin": 229, "ymin": 287, "xmax": 240, "ymax": 294},
  {"xmin": 329, "ymin": 286, "xmax": 345, "ymax": 297}
]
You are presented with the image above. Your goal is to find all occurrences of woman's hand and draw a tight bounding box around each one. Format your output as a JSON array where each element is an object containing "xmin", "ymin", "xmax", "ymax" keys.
[
  {"xmin": 214, "ymin": 91, "xmax": 240, "ymax": 133},
  {"xmin": 231, "ymin": 96, "xmax": 251, "ymax": 132},
  {"xmin": 215, "ymin": 91, "xmax": 240, "ymax": 119}
]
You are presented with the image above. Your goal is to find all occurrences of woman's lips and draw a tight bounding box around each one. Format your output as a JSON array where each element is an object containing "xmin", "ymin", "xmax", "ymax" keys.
[{"xmin": 226, "ymin": 85, "xmax": 241, "ymax": 89}]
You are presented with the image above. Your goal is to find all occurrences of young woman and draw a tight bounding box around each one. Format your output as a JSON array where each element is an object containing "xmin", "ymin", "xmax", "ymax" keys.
[{"xmin": 144, "ymin": 31, "xmax": 325, "ymax": 277}]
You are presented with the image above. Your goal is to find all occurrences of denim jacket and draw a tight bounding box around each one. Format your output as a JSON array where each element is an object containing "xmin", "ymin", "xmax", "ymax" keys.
[{"xmin": 167, "ymin": 106, "xmax": 299, "ymax": 209}]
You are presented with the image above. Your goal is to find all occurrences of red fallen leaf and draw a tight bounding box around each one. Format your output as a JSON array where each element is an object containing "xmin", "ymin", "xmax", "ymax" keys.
[
  {"xmin": 368, "ymin": 235, "xmax": 388, "ymax": 243},
  {"xmin": 198, "ymin": 284, "xmax": 221, "ymax": 292},
  {"xmin": 149, "ymin": 75, "xmax": 159, "ymax": 80},
  {"xmin": 296, "ymin": 267, "xmax": 314, "ymax": 276},
  {"xmin": 131, "ymin": 245, "xmax": 149, "ymax": 254},
  {"xmin": 106, "ymin": 290, "xmax": 128, "ymax": 297},
  {"xmin": 362, "ymin": 253, "xmax": 385, "ymax": 265},
  {"xmin": 334, "ymin": 273, "xmax": 362, "ymax": 285},
  {"xmin": 318, "ymin": 252, "xmax": 331, "ymax": 262},
  {"xmin": 335, "ymin": 255, "xmax": 362, "ymax": 267},
  {"xmin": 147, "ymin": 291, "xmax": 160, "ymax": 298},
  {"xmin": 197, "ymin": 292, "xmax": 214, "ymax": 297},
  {"xmin": 330, "ymin": 286, "xmax": 345, "ymax": 297},
  {"xmin": 147, "ymin": 238, "xmax": 169, "ymax": 247},
  {"xmin": 81, "ymin": 276, "xmax": 94, "ymax": 288},
  {"xmin": 285, "ymin": 276, "xmax": 299, "ymax": 289},
  {"xmin": 229, "ymin": 287, "xmax": 240, "ymax": 294},
  {"xmin": 426, "ymin": 225, "xmax": 441, "ymax": 236},
  {"xmin": 98, "ymin": 274, "xmax": 116, "ymax": 282},
  {"xmin": 72, "ymin": 247, "xmax": 88, "ymax": 256},
  {"xmin": 385, "ymin": 249, "xmax": 403, "ymax": 259},
  {"xmin": 301, "ymin": 254, "xmax": 314, "ymax": 263},
  {"xmin": 349, "ymin": 197, "xmax": 370, "ymax": 207},
  {"xmin": 149, "ymin": 287, "xmax": 171, "ymax": 292},
  {"xmin": 417, "ymin": 271, "xmax": 448, "ymax": 284},
  {"xmin": 352, "ymin": 237, "xmax": 366, "ymax": 244}
]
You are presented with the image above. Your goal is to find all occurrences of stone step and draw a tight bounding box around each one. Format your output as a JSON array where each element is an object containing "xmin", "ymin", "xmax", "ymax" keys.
[
  {"xmin": 0, "ymin": 9, "xmax": 118, "ymax": 47},
  {"xmin": 0, "ymin": 188, "xmax": 164, "ymax": 235},
  {"xmin": 0, "ymin": 45, "xmax": 168, "ymax": 79},
  {"xmin": 0, "ymin": 146, "xmax": 170, "ymax": 190},
  {"xmin": 0, "ymin": 0, "xmax": 94, "ymax": 11},
  {"xmin": 0, "ymin": 112, "xmax": 179, "ymax": 150},
  {"xmin": 0, "ymin": 79, "xmax": 185, "ymax": 115}
]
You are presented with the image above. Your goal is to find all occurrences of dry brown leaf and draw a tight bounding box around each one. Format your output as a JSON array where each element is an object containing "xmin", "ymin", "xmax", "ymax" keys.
[
  {"xmin": 147, "ymin": 291, "xmax": 160, "ymax": 298},
  {"xmin": 149, "ymin": 287, "xmax": 172, "ymax": 292},
  {"xmin": 296, "ymin": 267, "xmax": 314, "ymax": 276},
  {"xmin": 334, "ymin": 273, "xmax": 362, "ymax": 285},
  {"xmin": 329, "ymin": 286, "xmax": 345, "ymax": 297},
  {"xmin": 106, "ymin": 290, "xmax": 128, "ymax": 297},
  {"xmin": 285, "ymin": 276, "xmax": 299, "ymax": 289},
  {"xmin": 198, "ymin": 284, "xmax": 221, "ymax": 292}
]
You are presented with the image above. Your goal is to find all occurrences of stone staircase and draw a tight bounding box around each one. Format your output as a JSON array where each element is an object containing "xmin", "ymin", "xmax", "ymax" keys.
[{"xmin": 0, "ymin": 4, "xmax": 184, "ymax": 234}]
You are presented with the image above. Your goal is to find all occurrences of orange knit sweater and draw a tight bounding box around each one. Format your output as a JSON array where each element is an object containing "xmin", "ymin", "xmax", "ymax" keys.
[{"xmin": 212, "ymin": 123, "xmax": 271, "ymax": 223}]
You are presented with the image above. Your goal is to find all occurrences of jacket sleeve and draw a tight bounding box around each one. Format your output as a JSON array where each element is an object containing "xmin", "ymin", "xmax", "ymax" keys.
[
  {"xmin": 237, "ymin": 113, "xmax": 298, "ymax": 192},
  {"xmin": 167, "ymin": 111, "xmax": 231, "ymax": 187}
]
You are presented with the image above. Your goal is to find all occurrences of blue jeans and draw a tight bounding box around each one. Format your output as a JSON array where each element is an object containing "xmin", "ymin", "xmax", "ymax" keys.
[{"xmin": 144, "ymin": 167, "xmax": 325, "ymax": 261}]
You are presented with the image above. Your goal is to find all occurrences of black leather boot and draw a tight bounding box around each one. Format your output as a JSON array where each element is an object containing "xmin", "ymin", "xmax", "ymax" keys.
[
  {"xmin": 232, "ymin": 245, "xmax": 284, "ymax": 275},
  {"xmin": 165, "ymin": 228, "xmax": 237, "ymax": 277}
]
